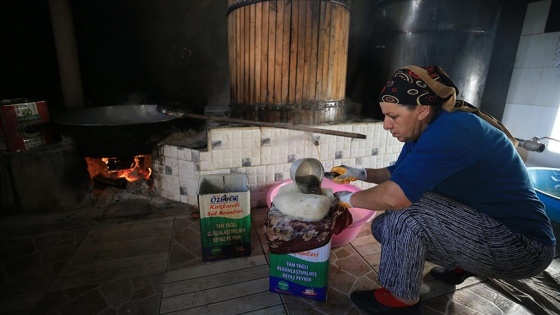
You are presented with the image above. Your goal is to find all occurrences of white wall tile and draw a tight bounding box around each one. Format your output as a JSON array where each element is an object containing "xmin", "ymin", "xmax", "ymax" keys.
[
  {"xmin": 178, "ymin": 159, "xmax": 189, "ymax": 179},
  {"xmin": 530, "ymin": 106, "xmax": 558, "ymax": 142},
  {"xmin": 198, "ymin": 151, "xmax": 210, "ymax": 161},
  {"xmin": 177, "ymin": 147, "xmax": 191, "ymax": 161},
  {"xmin": 521, "ymin": 105, "xmax": 560, "ymax": 167},
  {"xmin": 163, "ymin": 145, "xmax": 178, "ymax": 159},
  {"xmin": 535, "ymin": 67, "xmax": 560, "ymax": 107},
  {"xmin": 318, "ymin": 133, "xmax": 338, "ymax": 145},
  {"xmin": 187, "ymin": 195, "xmax": 197, "ymax": 206},
  {"xmin": 515, "ymin": 33, "xmax": 560, "ymax": 68},
  {"xmin": 502, "ymin": 0, "xmax": 560, "ymax": 168},
  {"xmin": 554, "ymin": 38, "xmax": 560, "ymax": 67},
  {"xmin": 199, "ymin": 160, "xmax": 212, "ymax": 171},
  {"xmin": 503, "ymin": 103, "xmax": 548, "ymax": 140},
  {"xmin": 173, "ymin": 193, "xmax": 181, "ymax": 202},
  {"xmin": 527, "ymin": 147, "xmax": 560, "ymax": 168},
  {"xmin": 160, "ymin": 157, "xmax": 178, "ymax": 177},
  {"xmin": 154, "ymin": 121, "xmax": 403, "ymax": 207},
  {"xmin": 521, "ymin": 0, "xmax": 550, "ymax": 36},
  {"xmin": 506, "ymin": 67, "xmax": 543, "ymax": 105},
  {"xmin": 187, "ymin": 181, "xmax": 198, "ymax": 195},
  {"xmin": 322, "ymin": 159, "xmax": 335, "ymax": 172},
  {"xmin": 503, "ymin": 103, "xmax": 529, "ymax": 138},
  {"xmin": 200, "ymin": 169, "xmax": 230, "ymax": 176}
]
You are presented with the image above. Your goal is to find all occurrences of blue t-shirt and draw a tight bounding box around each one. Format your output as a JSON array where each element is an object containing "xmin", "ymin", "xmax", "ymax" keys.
[{"xmin": 387, "ymin": 110, "xmax": 555, "ymax": 246}]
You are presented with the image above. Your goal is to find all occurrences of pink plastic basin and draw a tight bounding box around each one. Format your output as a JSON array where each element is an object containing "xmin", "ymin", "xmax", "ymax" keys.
[{"xmin": 266, "ymin": 178, "xmax": 376, "ymax": 248}]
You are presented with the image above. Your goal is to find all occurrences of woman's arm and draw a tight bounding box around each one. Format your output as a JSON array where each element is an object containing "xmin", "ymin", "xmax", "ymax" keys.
[
  {"xmin": 350, "ymin": 180, "xmax": 412, "ymax": 211},
  {"xmin": 364, "ymin": 167, "xmax": 392, "ymax": 184}
]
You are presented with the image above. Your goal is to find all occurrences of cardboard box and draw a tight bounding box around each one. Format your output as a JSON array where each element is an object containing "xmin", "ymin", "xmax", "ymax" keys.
[
  {"xmin": 0, "ymin": 99, "xmax": 54, "ymax": 152},
  {"xmin": 197, "ymin": 174, "xmax": 251, "ymax": 261},
  {"xmin": 269, "ymin": 241, "xmax": 331, "ymax": 301}
]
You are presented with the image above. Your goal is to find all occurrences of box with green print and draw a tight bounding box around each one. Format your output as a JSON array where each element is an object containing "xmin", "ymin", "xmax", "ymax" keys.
[
  {"xmin": 269, "ymin": 241, "xmax": 331, "ymax": 301},
  {"xmin": 197, "ymin": 174, "xmax": 251, "ymax": 262}
]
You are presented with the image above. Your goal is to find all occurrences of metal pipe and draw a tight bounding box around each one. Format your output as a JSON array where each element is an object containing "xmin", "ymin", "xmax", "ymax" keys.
[
  {"xmin": 536, "ymin": 137, "xmax": 560, "ymax": 143},
  {"xmin": 156, "ymin": 105, "xmax": 367, "ymax": 139},
  {"xmin": 515, "ymin": 137, "xmax": 546, "ymax": 153}
]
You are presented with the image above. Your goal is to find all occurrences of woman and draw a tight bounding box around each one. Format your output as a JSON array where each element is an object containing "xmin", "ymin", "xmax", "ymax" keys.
[{"xmin": 331, "ymin": 65, "xmax": 555, "ymax": 315}]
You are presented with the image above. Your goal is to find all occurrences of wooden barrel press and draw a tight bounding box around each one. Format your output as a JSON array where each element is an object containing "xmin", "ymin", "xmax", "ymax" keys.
[{"xmin": 227, "ymin": 0, "xmax": 351, "ymax": 124}]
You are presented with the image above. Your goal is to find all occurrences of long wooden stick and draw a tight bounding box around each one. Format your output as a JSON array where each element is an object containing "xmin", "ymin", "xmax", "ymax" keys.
[{"xmin": 157, "ymin": 107, "xmax": 366, "ymax": 139}]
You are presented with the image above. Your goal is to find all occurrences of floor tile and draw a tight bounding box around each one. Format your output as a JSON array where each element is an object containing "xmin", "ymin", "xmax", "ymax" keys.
[{"xmin": 0, "ymin": 203, "xmax": 554, "ymax": 315}]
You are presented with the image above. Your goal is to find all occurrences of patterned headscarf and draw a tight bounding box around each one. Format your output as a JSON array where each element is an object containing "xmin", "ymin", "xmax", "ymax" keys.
[
  {"xmin": 379, "ymin": 65, "xmax": 518, "ymax": 146},
  {"xmin": 379, "ymin": 65, "xmax": 457, "ymax": 108}
]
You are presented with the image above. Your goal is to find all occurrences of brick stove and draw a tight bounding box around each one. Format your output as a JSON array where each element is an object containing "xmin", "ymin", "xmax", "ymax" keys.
[
  {"xmin": 152, "ymin": 118, "xmax": 403, "ymax": 209},
  {"xmin": 0, "ymin": 115, "xmax": 402, "ymax": 215}
]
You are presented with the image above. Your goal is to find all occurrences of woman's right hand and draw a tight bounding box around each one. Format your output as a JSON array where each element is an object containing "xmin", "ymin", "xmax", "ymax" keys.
[
  {"xmin": 330, "ymin": 165, "xmax": 367, "ymax": 184},
  {"xmin": 333, "ymin": 191, "xmax": 354, "ymax": 208}
]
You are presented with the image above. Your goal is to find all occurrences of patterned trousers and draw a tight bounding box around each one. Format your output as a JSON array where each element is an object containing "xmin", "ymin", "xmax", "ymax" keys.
[{"xmin": 371, "ymin": 192, "xmax": 555, "ymax": 299}]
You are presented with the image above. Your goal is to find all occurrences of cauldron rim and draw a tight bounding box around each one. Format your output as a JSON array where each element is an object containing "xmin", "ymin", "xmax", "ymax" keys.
[
  {"xmin": 51, "ymin": 105, "xmax": 181, "ymax": 157},
  {"xmin": 52, "ymin": 104, "xmax": 177, "ymax": 126}
]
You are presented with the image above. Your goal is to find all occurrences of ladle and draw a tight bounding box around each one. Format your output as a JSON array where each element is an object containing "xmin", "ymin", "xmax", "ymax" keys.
[{"xmin": 290, "ymin": 158, "xmax": 325, "ymax": 195}]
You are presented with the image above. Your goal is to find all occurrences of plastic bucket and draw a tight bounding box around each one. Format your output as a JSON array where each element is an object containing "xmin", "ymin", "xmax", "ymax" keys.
[{"xmin": 267, "ymin": 178, "xmax": 376, "ymax": 247}]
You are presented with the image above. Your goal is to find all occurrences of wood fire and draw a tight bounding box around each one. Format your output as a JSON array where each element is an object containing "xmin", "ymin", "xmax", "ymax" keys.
[{"xmin": 85, "ymin": 155, "xmax": 152, "ymax": 187}]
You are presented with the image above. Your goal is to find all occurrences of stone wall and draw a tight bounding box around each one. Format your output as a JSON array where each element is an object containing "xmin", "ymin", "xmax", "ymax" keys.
[{"xmin": 0, "ymin": 143, "xmax": 91, "ymax": 213}]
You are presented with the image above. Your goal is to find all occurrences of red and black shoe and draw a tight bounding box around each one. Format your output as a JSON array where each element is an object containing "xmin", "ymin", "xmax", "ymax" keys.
[
  {"xmin": 350, "ymin": 288, "xmax": 423, "ymax": 315},
  {"xmin": 430, "ymin": 266, "xmax": 475, "ymax": 285}
]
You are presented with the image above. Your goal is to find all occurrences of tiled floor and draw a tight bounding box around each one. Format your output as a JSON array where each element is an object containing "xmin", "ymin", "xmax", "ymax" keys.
[{"xmin": 0, "ymin": 197, "xmax": 557, "ymax": 315}]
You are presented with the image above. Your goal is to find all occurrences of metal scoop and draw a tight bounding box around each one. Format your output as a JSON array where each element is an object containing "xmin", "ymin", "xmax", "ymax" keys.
[{"xmin": 290, "ymin": 158, "xmax": 325, "ymax": 194}]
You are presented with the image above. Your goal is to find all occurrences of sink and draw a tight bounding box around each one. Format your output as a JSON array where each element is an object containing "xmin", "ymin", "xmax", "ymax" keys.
[{"xmin": 527, "ymin": 167, "xmax": 560, "ymax": 223}]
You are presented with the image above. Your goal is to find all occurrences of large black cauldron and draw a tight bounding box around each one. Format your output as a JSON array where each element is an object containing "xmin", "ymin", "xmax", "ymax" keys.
[{"xmin": 52, "ymin": 105, "xmax": 179, "ymax": 157}]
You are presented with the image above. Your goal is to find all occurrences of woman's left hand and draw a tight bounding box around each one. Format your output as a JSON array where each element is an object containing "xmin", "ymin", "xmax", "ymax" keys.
[{"xmin": 330, "ymin": 165, "xmax": 367, "ymax": 184}]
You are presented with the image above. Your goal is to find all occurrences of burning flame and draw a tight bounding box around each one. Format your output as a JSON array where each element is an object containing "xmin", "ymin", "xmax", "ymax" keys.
[
  {"xmin": 108, "ymin": 155, "xmax": 152, "ymax": 181},
  {"xmin": 85, "ymin": 155, "xmax": 152, "ymax": 182}
]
